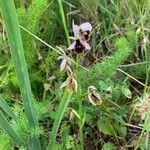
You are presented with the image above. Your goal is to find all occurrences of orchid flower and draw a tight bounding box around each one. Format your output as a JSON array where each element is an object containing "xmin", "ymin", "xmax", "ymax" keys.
[
  {"xmin": 60, "ymin": 74, "xmax": 78, "ymax": 92},
  {"xmin": 88, "ymin": 86, "xmax": 102, "ymax": 106},
  {"xmin": 57, "ymin": 48, "xmax": 73, "ymax": 74},
  {"xmin": 68, "ymin": 22, "xmax": 92, "ymax": 54}
]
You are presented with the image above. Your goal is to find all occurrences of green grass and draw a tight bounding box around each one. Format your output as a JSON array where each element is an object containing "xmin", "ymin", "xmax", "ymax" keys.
[{"xmin": 0, "ymin": 0, "xmax": 150, "ymax": 149}]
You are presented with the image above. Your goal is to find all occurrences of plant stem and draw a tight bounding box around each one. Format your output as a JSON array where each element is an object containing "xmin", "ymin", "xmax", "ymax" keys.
[
  {"xmin": 79, "ymin": 125, "xmax": 84, "ymax": 150},
  {"xmin": 76, "ymin": 56, "xmax": 84, "ymax": 150},
  {"xmin": 78, "ymin": 93, "xmax": 84, "ymax": 150}
]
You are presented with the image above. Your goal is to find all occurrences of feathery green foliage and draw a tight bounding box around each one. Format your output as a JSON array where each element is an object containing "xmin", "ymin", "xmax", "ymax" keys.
[
  {"xmin": 6, "ymin": 0, "xmax": 50, "ymax": 97},
  {"xmin": 79, "ymin": 37, "xmax": 132, "ymax": 88},
  {"xmin": 17, "ymin": 0, "xmax": 48, "ymax": 67},
  {"xmin": 126, "ymin": 29, "xmax": 137, "ymax": 50},
  {"xmin": 0, "ymin": 130, "xmax": 13, "ymax": 150}
]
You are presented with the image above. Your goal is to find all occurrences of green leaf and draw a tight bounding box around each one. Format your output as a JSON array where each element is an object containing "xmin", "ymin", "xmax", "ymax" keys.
[
  {"xmin": 97, "ymin": 118, "xmax": 115, "ymax": 136},
  {"xmin": 0, "ymin": 97, "xmax": 18, "ymax": 121},
  {"xmin": 0, "ymin": 111, "xmax": 25, "ymax": 146},
  {"xmin": 144, "ymin": 115, "xmax": 150, "ymax": 131},
  {"xmin": 114, "ymin": 123, "xmax": 127, "ymax": 138},
  {"xmin": 71, "ymin": 108, "xmax": 81, "ymax": 120},
  {"xmin": 49, "ymin": 111, "xmax": 57, "ymax": 120},
  {"xmin": 103, "ymin": 142, "xmax": 116, "ymax": 150},
  {"xmin": 47, "ymin": 91, "xmax": 72, "ymax": 150},
  {"xmin": 112, "ymin": 113, "xmax": 126, "ymax": 125},
  {"xmin": 121, "ymin": 85, "xmax": 132, "ymax": 99},
  {"xmin": 118, "ymin": 107, "xmax": 127, "ymax": 117},
  {"xmin": 99, "ymin": 80, "xmax": 107, "ymax": 91},
  {"xmin": 0, "ymin": 0, "xmax": 41, "ymax": 149}
]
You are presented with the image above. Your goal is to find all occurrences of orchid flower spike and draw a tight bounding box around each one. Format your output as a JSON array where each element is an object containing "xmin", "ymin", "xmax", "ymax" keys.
[{"xmin": 88, "ymin": 86, "xmax": 102, "ymax": 106}]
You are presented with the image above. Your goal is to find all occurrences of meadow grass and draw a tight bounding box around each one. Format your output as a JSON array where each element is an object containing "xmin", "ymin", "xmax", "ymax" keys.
[{"xmin": 0, "ymin": 0, "xmax": 150, "ymax": 149}]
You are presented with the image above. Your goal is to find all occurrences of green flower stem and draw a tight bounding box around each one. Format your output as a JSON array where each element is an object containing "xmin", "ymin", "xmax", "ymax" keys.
[
  {"xmin": 76, "ymin": 56, "xmax": 84, "ymax": 150},
  {"xmin": 47, "ymin": 90, "xmax": 72, "ymax": 150},
  {"xmin": 79, "ymin": 120, "xmax": 84, "ymax": 150}
]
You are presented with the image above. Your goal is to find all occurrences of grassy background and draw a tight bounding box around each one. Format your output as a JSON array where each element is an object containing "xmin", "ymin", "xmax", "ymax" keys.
[{"xmin": 0, "ymin": 0, "xmax": 150, "ymax": 149}]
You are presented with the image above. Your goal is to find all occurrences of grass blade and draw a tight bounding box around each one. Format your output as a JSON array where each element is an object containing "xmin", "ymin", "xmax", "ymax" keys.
[
  {"xmin": 0, "ymin": 111, "xmax": 25, "ymax": 146},
  {"xmin": 57, "ymin": 0, "xmax": 70, "ymax": 46},
  {"xmin": 0, "ymin": 97, "xmax": 18, "ymax": 122},
  {"xmin": 0, "ymin": 1, "xmax": 41, "ymax": 149},
  {"xmin": 47, "ymin": 91, "xmax": 72, "ymax": 150}
]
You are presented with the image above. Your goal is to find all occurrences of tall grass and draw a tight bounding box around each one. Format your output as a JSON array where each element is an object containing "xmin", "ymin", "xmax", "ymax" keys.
[
  {"xmin": 57, "ymin": 0, "xmax": 70, "ymax": 46},
  {"xmin": 0, "ymin": 0, "xmax": 41, "ymax": 149},
  {"xmin": 47, "ymin": 90, "xmax": 72, "ymax": 150}
]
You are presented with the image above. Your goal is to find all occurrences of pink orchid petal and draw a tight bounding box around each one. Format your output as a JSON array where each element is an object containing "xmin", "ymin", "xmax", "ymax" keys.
[
  {"xmin": 73, "ymin": 25, "xmax": 80, "ymax": 37},
  {"xmin": 68, "ymin": 41, "xmax": 76, "ymax": 50},
  {"xmin": 80, "ymin": 22, "xmax": 92, "ymax": 32},
  {"xmin": 81, "ymin": 41, "xmax": 91, "ymax": 50}
]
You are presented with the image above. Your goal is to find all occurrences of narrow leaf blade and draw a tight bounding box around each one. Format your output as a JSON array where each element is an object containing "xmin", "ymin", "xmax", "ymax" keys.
[
  {"xmin": 0, "ymin": 111, "xmax": 24, "ymax": 146},
  {"xmin": 0, "ymin": 97, "xmax": 18, "ymax": 121}
]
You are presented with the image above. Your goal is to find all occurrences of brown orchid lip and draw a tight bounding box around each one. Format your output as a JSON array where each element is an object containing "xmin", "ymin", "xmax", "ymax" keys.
[
  {"xmin": 74, "ymin": 39, "xmax": 85, "ymax": 54},
  {"xmin": 88, "ymin": 86, "xmax": 102, "ymax": 106},
  {"xmin": 89, "ymin": 93, "xmax": 102, "ymax": 105}
]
